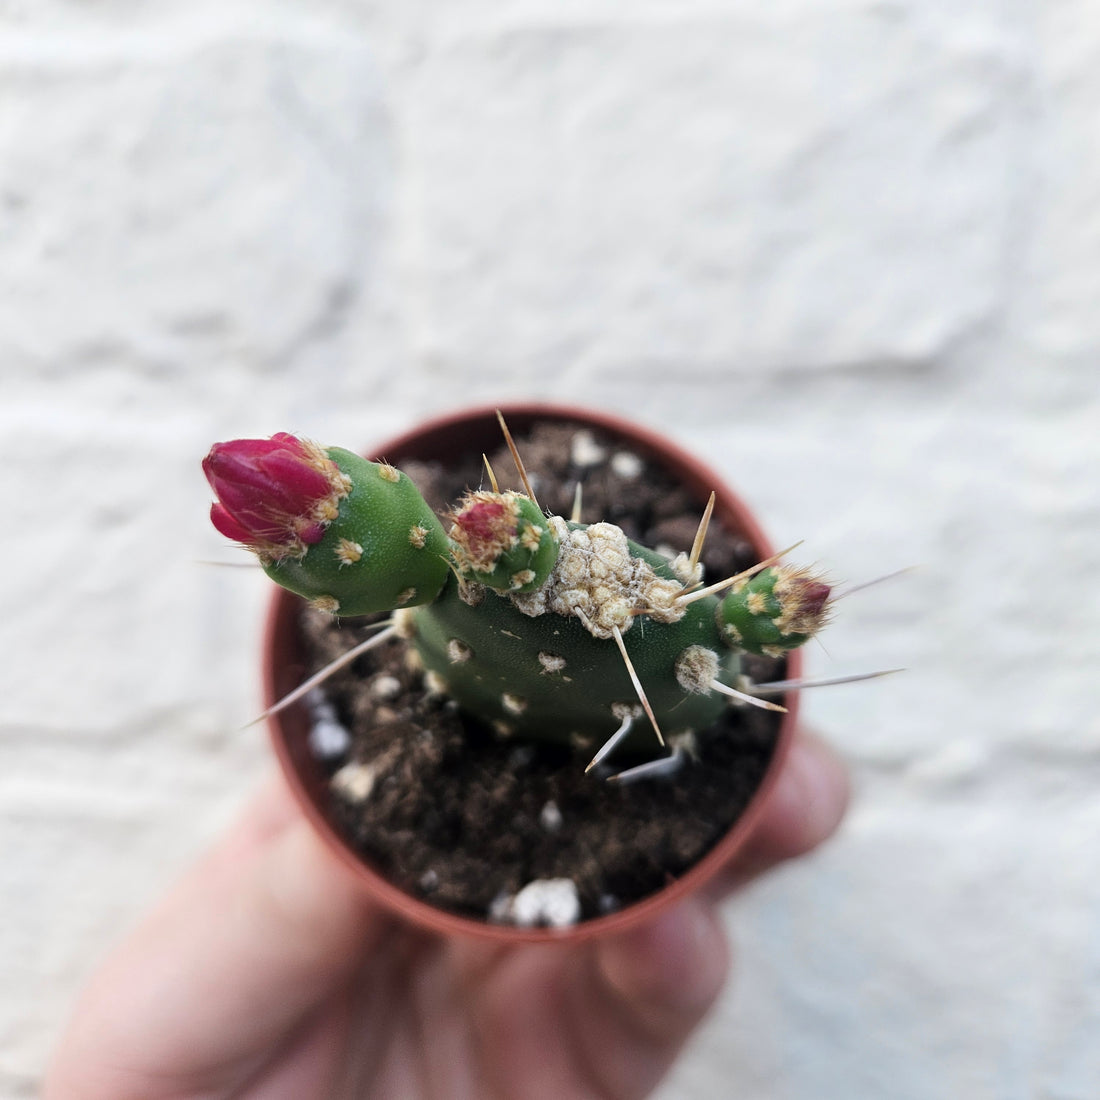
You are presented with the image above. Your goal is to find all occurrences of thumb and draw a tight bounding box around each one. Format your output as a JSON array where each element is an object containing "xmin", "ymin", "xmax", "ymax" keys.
[{"xmin": 574, "ymin": 898, "xmax": 731, "ymax": 1099}]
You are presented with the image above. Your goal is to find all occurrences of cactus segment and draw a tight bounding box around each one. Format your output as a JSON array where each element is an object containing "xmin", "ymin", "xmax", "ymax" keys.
[
  {"xmin": 449, "ymin": 491, "xmax": 558, "ymax": 593},
  {"xmin": 717, "ymin": 565, "xmax": 831, "ymax": 657},
  {"xmin": 260, "ymin": 447, "xmax": 451, "ymax": 617},
  {"xmin": 408, "ymin": 532, "xmax": 745, "ymax": 753}
]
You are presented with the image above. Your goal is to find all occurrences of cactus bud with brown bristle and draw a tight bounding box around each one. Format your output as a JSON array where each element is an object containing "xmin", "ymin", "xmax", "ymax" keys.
[{"xmin": 717, "ymin": 566, "xmax": 832, "ymax": 657}]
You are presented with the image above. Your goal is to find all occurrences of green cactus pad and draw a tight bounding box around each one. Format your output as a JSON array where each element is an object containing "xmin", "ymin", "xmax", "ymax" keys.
[
  {"xmin": 263, "ymin": 448, "xmax": 450, "ymax": 616},
  {"xmin": 717, "ymin": 565, "xmax": 830, "ymax": 657}
]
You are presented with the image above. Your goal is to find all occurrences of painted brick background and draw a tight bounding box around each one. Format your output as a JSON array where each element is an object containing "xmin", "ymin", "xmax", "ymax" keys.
[{"xmin": 3, "ymin": 2, "xmax": 1098, "ymax": 1097}]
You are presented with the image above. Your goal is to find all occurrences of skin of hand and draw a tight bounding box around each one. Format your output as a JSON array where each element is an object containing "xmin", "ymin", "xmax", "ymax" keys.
[{"xmin": 43, "ymin": 730, "xmax": 848, "ymax": 1100}]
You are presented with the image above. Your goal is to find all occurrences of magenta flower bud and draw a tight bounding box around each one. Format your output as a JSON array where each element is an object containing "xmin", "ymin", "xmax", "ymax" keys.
[{"xmin": 203, "ymin": 433, "xmax": 351, "ymax": 560}]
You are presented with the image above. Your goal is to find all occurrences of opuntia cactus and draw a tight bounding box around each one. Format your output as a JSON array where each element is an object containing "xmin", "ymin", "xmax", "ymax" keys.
[{"xmin": 203, "ymin": 423, "xmax": 833, "ymax": 771}]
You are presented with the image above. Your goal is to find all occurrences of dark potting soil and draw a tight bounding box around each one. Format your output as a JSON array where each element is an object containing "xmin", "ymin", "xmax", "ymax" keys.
[{"xmin": 297, "ymin": 422, "xmax": 785, "ymax": 925}]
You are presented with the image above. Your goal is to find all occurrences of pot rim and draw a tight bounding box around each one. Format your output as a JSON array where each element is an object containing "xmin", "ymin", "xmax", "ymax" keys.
[{"xmin": 264, "ymin": 402, "xmax": 801, "ymax": 943}]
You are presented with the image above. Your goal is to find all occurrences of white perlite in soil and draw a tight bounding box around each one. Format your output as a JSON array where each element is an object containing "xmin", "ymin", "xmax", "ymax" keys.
[
  {"xmin": 306, "ymin": 689, "xmax": 351, "ymax": 759},
  {"xmin": 490, "ymin": 878, "xmax": 582, "ymax": 928}
]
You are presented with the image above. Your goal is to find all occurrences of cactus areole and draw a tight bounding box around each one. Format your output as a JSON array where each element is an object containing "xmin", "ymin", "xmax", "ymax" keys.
[{"xmin": 204, "ymin": 419, "xmax": 831, "ymax": 763}]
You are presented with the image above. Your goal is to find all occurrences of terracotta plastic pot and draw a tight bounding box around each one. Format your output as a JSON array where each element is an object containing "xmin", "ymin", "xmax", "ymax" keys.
[{"xmin": 264, "ymin": 403, "xmax": 801, "ymax": 943}]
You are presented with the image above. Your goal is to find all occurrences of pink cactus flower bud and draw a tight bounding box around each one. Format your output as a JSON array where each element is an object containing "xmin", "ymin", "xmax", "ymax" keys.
[
  {"xmin": 449, "ymin": 491, "xmax": 521, "ymax": 574},
  {"xmin": 203, "ymin": 433, "xmax": 350, "ymax": 560}
]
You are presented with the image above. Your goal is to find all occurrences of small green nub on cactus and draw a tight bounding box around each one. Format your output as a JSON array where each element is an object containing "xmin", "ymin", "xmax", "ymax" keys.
[
  {"xmin": 718, "ymin": 566, "xmax": 831, "ymax": 657},
  {"xmin": 449, "ymin": 490, "xmax": 559, "ymax": 593}
]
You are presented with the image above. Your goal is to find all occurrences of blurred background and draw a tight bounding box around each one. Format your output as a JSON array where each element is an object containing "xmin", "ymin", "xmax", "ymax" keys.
[{"xmin": 2, "ymin": 1, "xmax": 1098, "ymax": 1096}]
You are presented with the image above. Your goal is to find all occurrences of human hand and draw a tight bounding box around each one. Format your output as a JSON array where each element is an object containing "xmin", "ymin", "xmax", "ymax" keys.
[{"xmin": 43, "ymin": 731, "xmax": 848, "ymax": 1100}]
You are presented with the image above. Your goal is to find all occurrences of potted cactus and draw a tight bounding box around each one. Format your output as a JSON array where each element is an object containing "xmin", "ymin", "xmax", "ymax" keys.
[{"xmin": 203, "ymin": 405, "xmax": 834, "ymax": 941}]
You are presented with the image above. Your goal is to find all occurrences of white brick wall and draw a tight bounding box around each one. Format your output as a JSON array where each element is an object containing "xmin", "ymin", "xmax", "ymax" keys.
[{"xmin": 3, "ymin": 2, "xmax": 1098, "ymax": 1096}]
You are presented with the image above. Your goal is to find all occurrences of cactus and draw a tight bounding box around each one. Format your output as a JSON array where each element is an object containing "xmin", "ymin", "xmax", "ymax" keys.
[{"xmin": 203, "ymin": 423, "xmax": 833, "ymax": 772}]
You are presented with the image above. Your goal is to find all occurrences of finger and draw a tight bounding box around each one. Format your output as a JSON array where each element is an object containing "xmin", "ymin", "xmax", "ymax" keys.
[
  {"xmin": 572, "ymin": 897, "xmax": 731, "ymax": 1099},
  {"xmin": 463, "ymin": 899, "xmax": 728, "ymax": 1100},
  {"xmin": 44, "ymin": 775, "xmax": 393, "ymax": 1100},
  {"xmin": 708, "ymin": 729, "xmax": 850, "ymax": 899}
]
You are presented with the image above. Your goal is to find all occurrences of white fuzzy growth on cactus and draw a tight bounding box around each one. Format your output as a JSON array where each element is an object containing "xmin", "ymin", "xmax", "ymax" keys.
[
  {"xmin": 510, "ymin": 517, "xmax": 685, "ymax": 638},
  {"xmin": 457, "ymin": 579, "xmax": 486, "ymax": 607},
  {"xmin": 446, "ymin": 638, "xmax": 472, "ymax": 663},
  {"xmin": 519, "ymin": 523, "xmax": 544, "ymax": 552},
  {"xmin": 408, "ymin": 525, "xmax": 429, "ymax": 549},
  {"xmin": 670, "ymin": 729, "xmax": 701, "ymax": 761},
  {"xmin": 334, "ymin": 538, "xmax": 363, "ymax": 566},
  {"xmin": 675, "ymin": 645, "xmax": 720, "ymax": 694},
  {"xmin": 670, "ymin": 551, "xmax": 703, "ymax": 586},
  {"xmin": 424, "ymin": 670, "xmax": 448, "ymax": 695},
  {"xmin": 392, "ymin": 607, "xmax": 417, "ymax": 639},
  {"xmin": 747, "ymin": 590, "xmax": 770, "ymax": 615},
  {"xmin": 538, "ymin": 651, "xmax": 566, "ymax": 673},
  {"xmin": 501, "ymin": 692, "xmax": 528, "ymax": 715}
]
